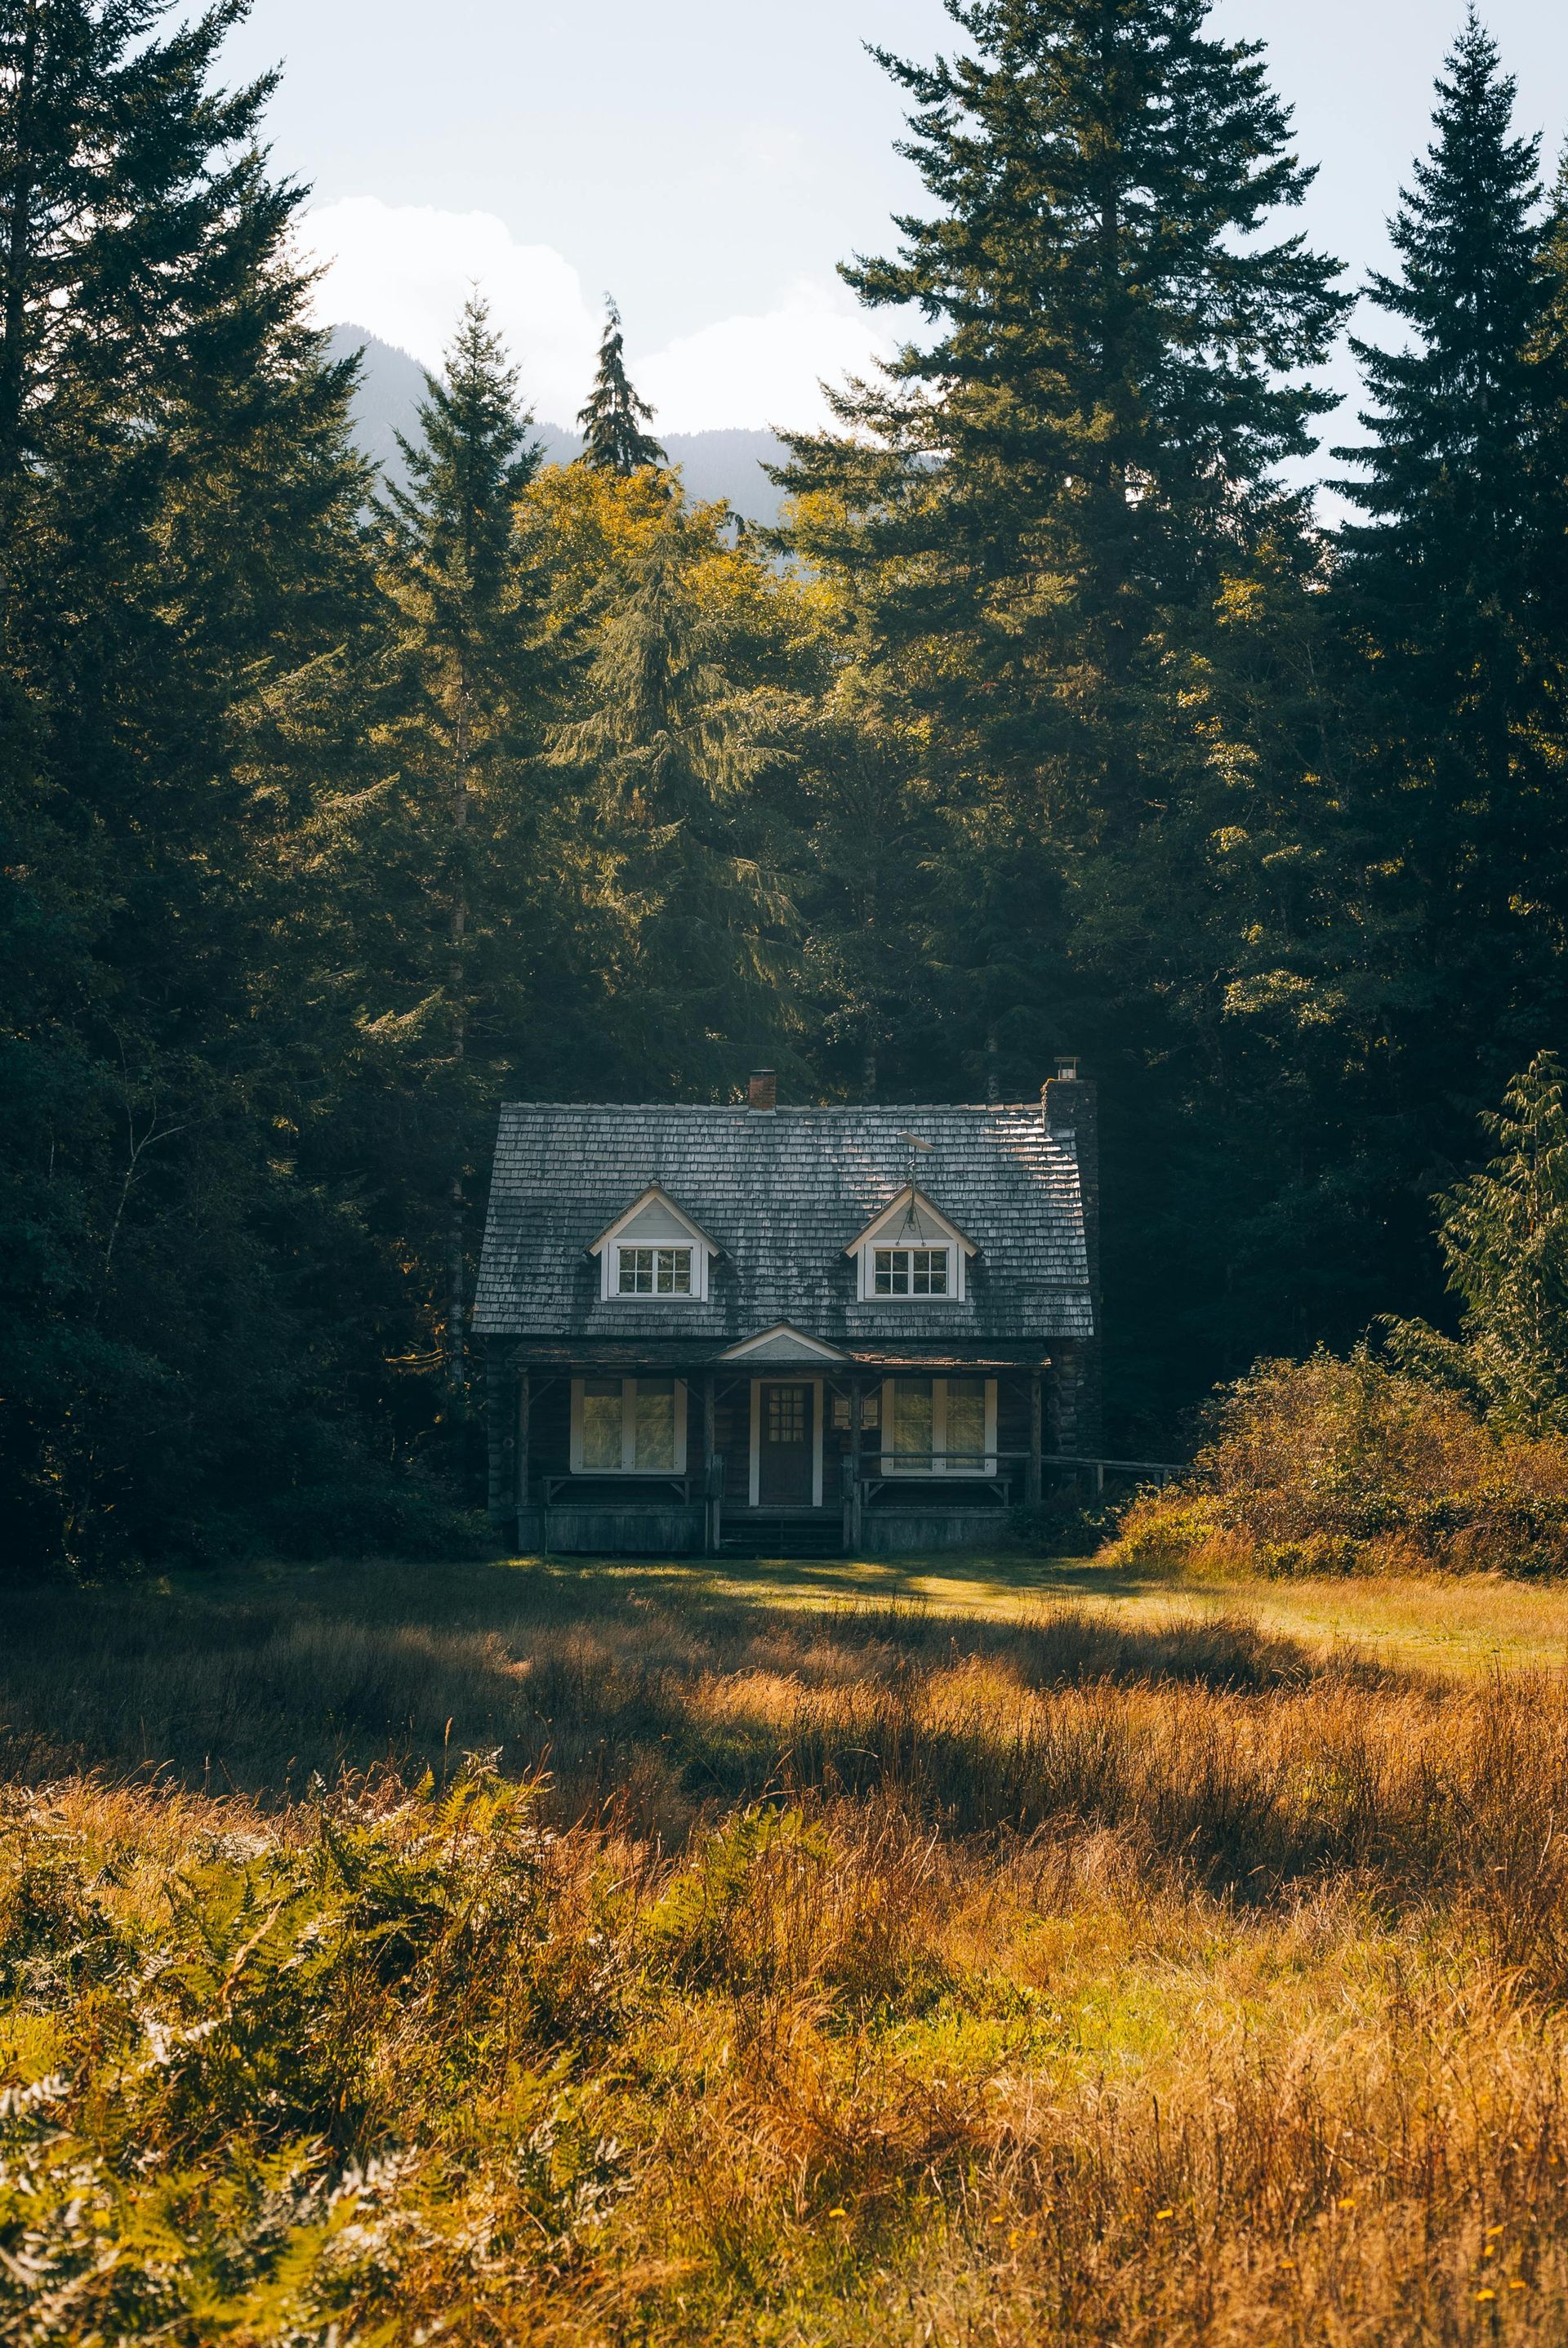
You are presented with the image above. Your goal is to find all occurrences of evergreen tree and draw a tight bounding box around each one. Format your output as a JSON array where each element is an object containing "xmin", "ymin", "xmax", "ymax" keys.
[
  {"xmin": 576, "ymin": 296, "xmax": 665, "ymax": 476},
  {"xmin": 0, "ymin": 0, "xmax": 383, "ymax": 1571},
  {"xmin": 550, "ymin": 501, "xmax": 789, "ymax": 1087},
  {"xmin": 781, "ymin": 0, "xmax": 1351, "ymax": 1426},
  {"xmin": 370, "ymin": 296, "xmax": 544, "ymax": 1405},
  {"xmin": 783, "ymin": 0, "xmax": 1347, "ymax": 848},
  {"xmin": 1336, "ymin": 14, "xmax": 1554, "ymax": 617},
  {"xmin": 1318, "ymin": 17, "xmax": 1568, "ymax": 1342}
]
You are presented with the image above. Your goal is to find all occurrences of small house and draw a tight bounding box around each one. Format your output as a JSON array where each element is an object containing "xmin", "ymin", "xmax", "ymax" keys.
[{"xmin": 474, "ymin": 1065, "xmax": 1100, "ymax": 1557}]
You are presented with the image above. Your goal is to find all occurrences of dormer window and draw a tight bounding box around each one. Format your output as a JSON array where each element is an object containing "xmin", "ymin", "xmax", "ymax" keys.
[
  {"xmin": 589, "ymin": 1186, "xmax": 718, "ymax": 1302},
  {"xmin": 874, "ymin": 1246, "xmax": 949, "ymax": 1296},
  {"xmin": 847, "ymin": 1186, "xmax": 975, "ymax": 1303},
  {"xmin": 617, "ymin": 1245, "xmax": 693, "ymax": 1295}
]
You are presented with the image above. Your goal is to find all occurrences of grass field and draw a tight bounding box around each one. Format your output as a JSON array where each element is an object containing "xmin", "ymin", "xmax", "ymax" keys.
[{"xmin": 10, "ymin": 1549, "xmax": 1568, "ymax": 2342}]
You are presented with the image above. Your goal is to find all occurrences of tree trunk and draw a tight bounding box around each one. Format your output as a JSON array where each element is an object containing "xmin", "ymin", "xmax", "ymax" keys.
[{"xmin": 0, "ymin": 4, "xmax": 41, "ymax": 500}]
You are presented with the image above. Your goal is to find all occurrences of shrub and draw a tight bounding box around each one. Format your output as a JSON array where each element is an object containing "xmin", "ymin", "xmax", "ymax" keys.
[{"xmin": 1102, "ymin": 1348, "xmax": 1568, "ymax": 1577}]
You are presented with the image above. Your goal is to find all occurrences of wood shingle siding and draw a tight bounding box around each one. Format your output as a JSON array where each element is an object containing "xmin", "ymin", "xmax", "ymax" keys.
[{"xmin": 474, "ymin": 1099, "xmax": 1094, "ymax": 1350}]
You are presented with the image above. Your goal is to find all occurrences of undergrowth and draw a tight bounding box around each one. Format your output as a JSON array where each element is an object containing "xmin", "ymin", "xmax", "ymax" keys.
[
  {"xmin": 1107, "ymin": 1347, "xmax": 1568, "ymax": 1577},
  {"xmin": 7, "ymin": 1562, "xmax": 1568, "ymax": 2341}
]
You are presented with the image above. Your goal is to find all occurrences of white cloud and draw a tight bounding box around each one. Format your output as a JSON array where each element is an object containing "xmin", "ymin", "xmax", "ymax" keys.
[
  {"xmin": 635, "ymin": 280, "xmax": 893, "ymax": 435},
  {"xmin": 299, "ymin": 196, "xmax": 602, "ymax": 426},
  {"xmin": 299, "ymin": 198, "xmax": 891, "ymax": 435}
]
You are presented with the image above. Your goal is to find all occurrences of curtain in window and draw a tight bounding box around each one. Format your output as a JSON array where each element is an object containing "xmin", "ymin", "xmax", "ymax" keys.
[
  {"xmin": 581, "ymin": 1379, "xmax": 623, "ymax": 1471},
  {"xmin": 892, "ymin": 1379, "xmax": 933, "ymax": 1464},
  {"xmin": 946, "ymin": 1377, "xmax": 986, "ymax": 1468},
  {"xmin": 633, "ymin": 1377, "xmax": 677, "ymax": 1470}
]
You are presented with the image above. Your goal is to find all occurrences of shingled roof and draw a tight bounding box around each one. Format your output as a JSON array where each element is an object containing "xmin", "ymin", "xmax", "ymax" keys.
[{"xmin": 474, "ymin": 1102, "xmax": 1094, "ymax": 1358}]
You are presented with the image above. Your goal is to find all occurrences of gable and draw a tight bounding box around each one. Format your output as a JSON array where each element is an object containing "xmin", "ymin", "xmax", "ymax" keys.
[
  {"xmin": 719, "ymin": 1323, "xmax": 848, "ymax": 1362},
  {"xmin": 617, "ymin": 1196, "xmax": 697, "ymax": 1245},
  {"xmin": 586, "ymin": 1183, "xmax": 719, "ymax": 1259},
  {"xmin": 846, "ymin": 1187, "xmax": 978, "ymax": 1258}
]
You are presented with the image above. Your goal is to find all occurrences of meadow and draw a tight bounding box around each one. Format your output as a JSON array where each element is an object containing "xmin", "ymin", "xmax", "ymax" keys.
[{"xmin": 9, "ymin": 1551, "xmax": 1568, "ymax": 2343}]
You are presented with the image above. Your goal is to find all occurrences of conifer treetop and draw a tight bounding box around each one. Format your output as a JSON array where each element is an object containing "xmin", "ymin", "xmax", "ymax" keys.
[
  {"xmin": 1334, "ymin": 9, "xmax": 1548, "ymax": 532},
  {"xmin": 577, "ymin": 297, "xmax": 666, "ymax": 476}
]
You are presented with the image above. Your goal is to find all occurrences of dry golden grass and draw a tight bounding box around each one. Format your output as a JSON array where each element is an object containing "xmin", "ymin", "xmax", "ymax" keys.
[{"xmin": 7, "ymin": 1557, "xmax": 1568, "ymax": 2342}]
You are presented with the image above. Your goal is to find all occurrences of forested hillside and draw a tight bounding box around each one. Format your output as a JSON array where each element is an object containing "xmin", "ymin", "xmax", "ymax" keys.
[
  {"xmin": 327, "ymin": 323, "xmax": 791, "ymax": 518},
  {"xmin": 6, "ymin": 0, "xmax": 1568, "ymax": 1574}
]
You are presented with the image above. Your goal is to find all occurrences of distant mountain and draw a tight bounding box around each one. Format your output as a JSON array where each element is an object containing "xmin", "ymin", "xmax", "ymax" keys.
[{"xmin": 326, "ymin": 324, "xmax": 791, "ymax": 525}]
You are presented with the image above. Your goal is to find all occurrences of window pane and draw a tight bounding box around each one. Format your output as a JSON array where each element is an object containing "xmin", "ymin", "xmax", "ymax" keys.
[
  {"xmin": 618, "ymin": 1248, "xmax": 653, "ymax": 1294},
  {"xmin": 767, "ymin": 1386, "xmax": 807, "ymax": 1444},
  {"xmin": 912, "ymin": 1250, "xmax": 948, "ymax": 1295},
  {"xmin": 581, "ymin": 1379, "xmax": 624, "ymax": 1470},
  {"xmin": 633, "ymin": 1378, "xmax": 677, "ymax": 1470},
  {"xmin": 656, "ymin": 1247, "xmax": 692, "ymax": 1294},
  {"xmin": 875, "ymin": 1248, "xmax": 909, "ymax": 1295},
  {"xmin": 891, "ymin": 1379, "xmax": 933, "ymax": 1465},
  {"xmin": 946, "ymin": 1379, "xmax": 986, "ymax": 1469}
]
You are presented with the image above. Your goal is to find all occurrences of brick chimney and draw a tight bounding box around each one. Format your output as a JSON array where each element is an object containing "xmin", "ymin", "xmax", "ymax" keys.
[{"xmin": 748, "ymin": 1067, "xmax": 777, "ymax": 1112}]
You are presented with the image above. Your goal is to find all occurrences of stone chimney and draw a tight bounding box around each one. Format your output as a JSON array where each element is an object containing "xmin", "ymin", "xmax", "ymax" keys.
[
  {"xmin": 748, "ymin": 1067, "xmax": 777, "ymax": 1113},
  {"xmin": 1042, "ymin": 1059, "xmax": 1102, "ymax": 1451}
]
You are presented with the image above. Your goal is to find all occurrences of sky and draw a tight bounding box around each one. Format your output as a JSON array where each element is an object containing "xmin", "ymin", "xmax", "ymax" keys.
[{"xmin": 215, "ymin": 0, "xmax": 1568, "ymax": 452}]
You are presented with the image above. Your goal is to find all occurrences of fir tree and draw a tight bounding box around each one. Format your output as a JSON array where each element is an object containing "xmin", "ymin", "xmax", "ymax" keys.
[
  {"xmin": 550, "ymin": 502, "xmax": 786, "ymax": 1085},
  {"xmin": 783, "ymin": 0, "xmax": 1348, "ymax": 839},
  {"xmin": 376, "ymin": 295, "xmax": 542, "ymax": 1403},
  {"xmin": 1324, "ymin": 16, "xmax": 1568, "ymax": 1274},
  {"xmin": 0, "ymin": 0, "xmax": 382, "ymax": 1571},
  {"xmin": 576, "ymin": 297, "xmax": 665, "ymax": 476},
  {"xmin": 1336, "ymin": 15, "xmax": 1553, "ymax": 605}
]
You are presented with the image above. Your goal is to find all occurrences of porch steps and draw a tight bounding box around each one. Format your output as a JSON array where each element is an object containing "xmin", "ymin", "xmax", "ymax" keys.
[{"xmin": 719, "ymin": 1517, "xmax": 845, "ymax": 1561}]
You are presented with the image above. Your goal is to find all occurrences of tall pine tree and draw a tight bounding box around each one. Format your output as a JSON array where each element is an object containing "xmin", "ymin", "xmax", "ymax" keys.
[
  {"xmin": 371, "ymin": 295, "xmax": 544, "ymax": 1407},
  {"xmin": 576, "ymin": 296, "xmax": 666, "ymax": 476},
  {"xmin": 0, "ymin": 0, "xmax": 383, "ymax": 1571},
  {"xmin": 780, "ymin": 0, "xmax": 1349, "ymax": 1436},
  {"xmin": 1325, "ymin": 14, "xmax": 1568, "ymax": 1289}
]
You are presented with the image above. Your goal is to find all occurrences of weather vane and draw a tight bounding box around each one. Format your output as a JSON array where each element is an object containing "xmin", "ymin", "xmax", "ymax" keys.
[{"xmin": 896, "ymin": 1131, "xmax": 933, "ymax": 1230}]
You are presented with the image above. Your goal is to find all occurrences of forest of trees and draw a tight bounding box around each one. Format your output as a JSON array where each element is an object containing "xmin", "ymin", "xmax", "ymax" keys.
[{"xmin": 6, "ymin": 0, "xmax": 1568, "ymax": 1572}]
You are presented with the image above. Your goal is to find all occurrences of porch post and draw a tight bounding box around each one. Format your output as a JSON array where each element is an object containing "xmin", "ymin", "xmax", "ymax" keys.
[
  {"xmin": 485, "ymin": 1349, "xmax": 511, "ymax": 1526},
  {"xmin": 1027, "ymin": 1368, "xmax": 1043, "ymax": 1506},
  {"xmin": 702, "ymin": 1374, "xmax": 717, "ymax": 1555},
  {"xmin": 850, "ymin": 1377, "xmax": 866, "ymax": 1552},
  {"xmin": 514, "ymin": 1370, "xmax": 532, "ymax": 1533}
]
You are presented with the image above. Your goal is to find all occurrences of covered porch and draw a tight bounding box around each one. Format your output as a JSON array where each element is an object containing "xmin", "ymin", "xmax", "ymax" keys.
[{"xmin": 486, "ymin": 1345, "xmax": 1062, "ymax": 1557}]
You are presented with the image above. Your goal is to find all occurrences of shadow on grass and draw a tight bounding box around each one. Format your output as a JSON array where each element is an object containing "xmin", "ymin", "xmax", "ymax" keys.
[{"xmin": 0, "ymin": 1550, "xmax": 1405, "ymax": 1811}]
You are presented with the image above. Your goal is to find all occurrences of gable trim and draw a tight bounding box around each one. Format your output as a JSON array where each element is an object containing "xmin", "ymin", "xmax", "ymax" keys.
[
  {"xmin": 844, "ymin": 1186, "xmax": 978, "ymax": 1258},
  {"xmin": 586, "ymin": 1183, "xmax": 722, "ymax": 1258},
  {"xmin": 719, "ymin": 1322, "xmax": 849, "ymax": 1362}
]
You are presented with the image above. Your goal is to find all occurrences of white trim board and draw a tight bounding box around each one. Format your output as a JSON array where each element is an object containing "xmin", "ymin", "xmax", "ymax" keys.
[
  {"xmin": 568, "ymin": 1374, "xmax": 689, "ymax": 1474},
  {"xmin": 746, "ymin": 1373, "xmax": 826, "ymax": 1508},
  {"xmin": 586, "ymin": 1184, "xmax": 719, "ymax": 1303},
  {"xmin": 719, "ymin": 1321, "xmax": 846, "ymax": 1362}
]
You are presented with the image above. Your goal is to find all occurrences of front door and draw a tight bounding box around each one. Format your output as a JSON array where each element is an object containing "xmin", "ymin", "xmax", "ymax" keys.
[{"xmin": 757, "ymin": 1380, "xmax": 814, "ymax": 1505}]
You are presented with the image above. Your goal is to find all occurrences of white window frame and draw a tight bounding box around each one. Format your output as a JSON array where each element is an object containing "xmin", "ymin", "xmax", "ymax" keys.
[
  {"xmin": 614, "ymin": 1242, "xmax": 696, "ymax": 1297},
  {"xmin": 590, "ymin": 1186, "xmax": 715, "ymax": 1302},
  {"xmin": 870, "ymin": 1244, "xmax": 953, "ymax": 1299},
  {"xmin": 849, "ymin": 1192, "xmax": 972, "ymax": 1303},
  {"xmin": 569, "ymin": 1376, "xmax": 688, "ymax": 1475},
  {"xmin": 879, "ymin": 1376, "xmax": 996, "ymax": 1477}
]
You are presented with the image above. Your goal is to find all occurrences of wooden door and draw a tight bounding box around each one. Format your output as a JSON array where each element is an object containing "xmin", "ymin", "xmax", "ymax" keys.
[{"xmin": 757, "ymin": 1380, "xmax": 814, "ymax": 1505}]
